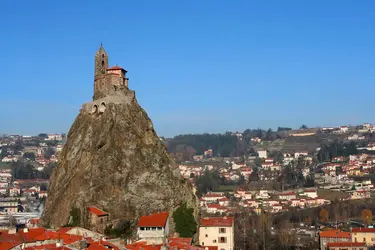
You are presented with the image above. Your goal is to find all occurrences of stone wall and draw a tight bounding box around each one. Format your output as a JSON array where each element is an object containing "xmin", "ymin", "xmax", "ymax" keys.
[{"xmin": 94, "ymin": 74, "xmax": 127, "ymax": 100}]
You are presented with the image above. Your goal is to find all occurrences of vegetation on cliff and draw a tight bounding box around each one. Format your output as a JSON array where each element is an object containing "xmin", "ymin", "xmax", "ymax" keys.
[{"xmin": 172, "ymin": 202, "xmax": 197, "ymax": 238}]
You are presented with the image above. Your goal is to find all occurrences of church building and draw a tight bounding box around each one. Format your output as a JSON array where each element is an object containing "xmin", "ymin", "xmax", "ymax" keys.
[{"xmin": 93, "ymin": 44, "xmax": 129, "ymax": 100}]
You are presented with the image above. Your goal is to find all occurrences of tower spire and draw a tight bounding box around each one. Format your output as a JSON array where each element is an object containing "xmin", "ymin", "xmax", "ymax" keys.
[{"xmin": 94, "ymin": 44, "xmax": 108, "ymax": 76}]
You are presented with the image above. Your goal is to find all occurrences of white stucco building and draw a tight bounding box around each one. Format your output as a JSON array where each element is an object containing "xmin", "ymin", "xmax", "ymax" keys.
[
  {"xmin": 257, "ymin": 150, "xmax": 267, "ymax": 159},
  {"xmin": 137, "ymin": 212, "xmax": 169, "ymax": 245},
  {"xmin": 199, "ymin": 216, "xmax": 234, "ymax": 250}
]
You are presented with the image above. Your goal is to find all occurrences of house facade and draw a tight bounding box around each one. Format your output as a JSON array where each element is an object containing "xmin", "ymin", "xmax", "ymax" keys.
[
  {"xmin": 137, "ymin": 212, "xmax": 169, "ymax": 245},
  {"xmin": 87, "ymin": 206, "xmax": 109, "ymax": 234},
  {"xmin": 199, "ymin": 217, "xmax": 234, "ymax": 250}
]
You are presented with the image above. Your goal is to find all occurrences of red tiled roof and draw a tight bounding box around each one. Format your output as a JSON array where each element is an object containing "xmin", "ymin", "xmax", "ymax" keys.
[
  {"xmin": 59, "ymin": 234, "xmax": 83, "ymax": 244},
  {"xmin": 138, "ymin": 212, "xmax": 169, "ymax": 227},
  {"xmin": 24, "ymin": 244, "xmax": 59, "ymax": 250},
  {"xmin": 88, "ymin": 206, "xmax": 108, "ymax": 216},
  {"xmin": 126, "ymin": 241, "xmax": 163, "ymax": 250},
  {"xmin": 352, "ymin": 227, "xmax": 375, "ymax": 232},
  {"xmin": 87, "ymin": 241, "xmax": 120, "ymax": 250},
  {"xmin": 319, "ymin": 230, "xmax": 350, "ymax": 238},
  {"xmin": 168, "ymin": 237, "xmax": 192, "ymax": 245},
  {"xmin": 34, "ymin": 230, "xmax": 59, "ymax": 241},
  {"xmin": 88, "ymin": 240, "xmax": 119, "ymax": 250},
  {"xmin": 57, "ymin": 227, "xmax": 73, "ymax": 234},
  {"xmin": 107, "ymin": 66, "xmax": 125, "ymax": 71},
  {"xmin": 200, "ymin": 217, "xmax": 233, "ymax": 227},
  {"xmin": 279, "ymin": 192, "xmax": 296, "ymax": 196},
  {"xmin": 203, "ymin": 193, "xmax": 223, "ymax": 198},
  {"xmin": 327, "ymin": 242, "xmax": 365, "ymax": 247},
  {"xmin": 206, "ymin": 204, "xmax": 222, "ymax": 208},
  {"xmin": 19, "ymin": 228, "xmax": 46, "ymax": 242},
  {"xmin": 0, "ymin": 242, "xmax": 22, "ymax": 250},
  {"xmin": 0, "ymin": 232, "xmax": 24, "ymax": 244}
]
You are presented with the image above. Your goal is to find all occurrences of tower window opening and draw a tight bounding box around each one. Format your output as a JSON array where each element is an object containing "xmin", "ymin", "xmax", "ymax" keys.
[
  {"xmin": 102, "ymin": 60, "xmax": 104, "ymax": 67},
  {"xmin": 102, "ymin": 54, "xmax": 105, "ymax": 58}
]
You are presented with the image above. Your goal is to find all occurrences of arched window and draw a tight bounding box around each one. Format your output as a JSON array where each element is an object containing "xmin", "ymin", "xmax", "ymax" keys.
[
  {"xmin": 102, "ymin": 60, "xmax": 105, "ymax": 67},
  {"xmin": 102, "ymin": 54, "xmax": 105, "ymax": 58}
]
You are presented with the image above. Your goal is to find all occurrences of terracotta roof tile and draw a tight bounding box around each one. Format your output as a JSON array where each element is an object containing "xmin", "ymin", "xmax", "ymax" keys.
[
  {"xmin": 88, "ymin": 206, "xmax": 108, "ymax": 216},
  {"xmin": 0, "ymin": 241, "xmax": 22, "ymax": 250},
  {"xmin": 200, "ymin": 217, "xmax": 233, "ymax": 227},
  {"xmin": 88, "ymin": 240, "xmax": 119, "ymax": 250},
  {"xmin": 19, "ymin": 228, "xmax": 46, "ymax": 242},
  {"xmin": 168, "ymin": 237, "xmax": 192, "ymax": 245},
  {"xmin": 107, "ymin": 66, "xmax": 125, "ymax": 71},
  {"xmin": 327, "ymin": 242, "xmax": 365, "ymax": 247},
  {"xmin": 138, "ymin": 212, "xmax": 169, "ymax": 227},
  {"xmin": 319, "ymin": 230, "xmax": 350, "ymax": 238},
  {"xmin": 352, "ymin": 227, "xmax": 375, "ymax": 232}
]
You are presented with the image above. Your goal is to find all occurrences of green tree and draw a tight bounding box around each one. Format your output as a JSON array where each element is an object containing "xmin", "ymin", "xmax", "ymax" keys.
[
  {"xmin": 105, "ymin": 219, "xmax": 132, "ymax": 238},
  {"xmin": 277, "ymin": 127, "xmax": 292, "ymax": 132},
  {"xmin": 44, "ymin": 147, "xmax": 55, "ymax": 160},
  {"xmin": 23, "ymin": 152, "xmax": 36, "ymax": 160},
  {"xmin": 172, "ymin": 203, "xmax": 196, "ymax": 237},
  {"xmin": 38, "ymin": 133, "xmax": 48, "ymax": 138},
  {"xmin": 68, "ymin": 207, "xmax": 80, "ymax": 226}
]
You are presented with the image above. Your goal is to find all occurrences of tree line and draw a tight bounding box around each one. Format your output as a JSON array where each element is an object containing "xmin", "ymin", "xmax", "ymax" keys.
[
  {"xmin": 235, "ymin": 199, "xmax": 375, "ymax": 250},
  {"xmin": 167, "ymin": 128, "xmax": 294, "ymax": 161},
  {"xmin": 317, "ymin": 140, "xmax": 358, "ymax": 162},
  {"xmin": 11, "ymin": 161, "xmax": 56, "ymax": 180}
]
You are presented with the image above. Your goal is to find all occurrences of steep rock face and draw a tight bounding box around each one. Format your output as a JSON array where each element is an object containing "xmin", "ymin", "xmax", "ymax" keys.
[{"xmin": 41, "ymin": 88, "xmax": 197, "ymax": 230}]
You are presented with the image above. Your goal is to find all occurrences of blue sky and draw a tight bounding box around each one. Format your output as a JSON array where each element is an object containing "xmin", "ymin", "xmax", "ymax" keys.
[{"xmin": 1, "ymin": 1, "xmax": 375, "ymax": 137}]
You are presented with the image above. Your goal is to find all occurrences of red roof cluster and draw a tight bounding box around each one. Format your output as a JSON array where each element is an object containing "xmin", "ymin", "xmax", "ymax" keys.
[
  {"xmin": 138, "ymin": 212, "xmax": 169, "ymax": 227},
  {"xmin": 126, "ymin": 238, "xmax": 216, "ymax": 250},
  {"xmin": 87, "ymin": 240, "xmax": 119, "ymax": 250},
  {"xmin": 200, "ymin": 217, "xmax": 234, "ymax": 227}
]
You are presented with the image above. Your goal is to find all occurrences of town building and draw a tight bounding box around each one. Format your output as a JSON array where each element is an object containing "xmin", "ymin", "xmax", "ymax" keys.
[
  {"xmin": 137, "ymin": 212, "xmax": 169, "ymax": 244},
  {"xmin": 87, "ymin": 206, "xmax": 109, "ymax": 234},
  {"xmin": 199, "ymin": 216, "xmax": 234, "ymax": 250},
  {"xmin": 327, "ymin": 242, "xmax": 367, "ymax": 250},
  {"xmin": 351, "ymin": 227, "xmax": 375, "ymax": 246},
  {"xmin": 319, "ymin": 230, "xmax": 351, "ymax": 250},
  {"xmin": 93, "ymin": 44, "xmax": 129, "ymax": 100}
]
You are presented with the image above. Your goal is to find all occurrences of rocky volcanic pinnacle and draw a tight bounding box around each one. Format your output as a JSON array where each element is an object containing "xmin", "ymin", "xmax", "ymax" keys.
[{"xmin": 41, "ymin": 87, "xmax": 197, "ymax": 231}]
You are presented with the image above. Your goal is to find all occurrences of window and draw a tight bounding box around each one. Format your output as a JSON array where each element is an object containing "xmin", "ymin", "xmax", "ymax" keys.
[
  {"xmin": 219, "ymin": 228, "xmax": 226, "ymax": 233},
  {"xmin": 363, "ymin": 237, "xmax": 366, "ymax": 242},
  {"xmin": 213, "ymin": 240, "xmax": 217, "ymax": 243},
  {"xmin": 218, "ymin": 237, "xmax": 227, "ymax": 243},
  {"xmin": 201, "ymin": 242, "xmax": 204, "ymax": 246},
  {"xmin": 205, "ymin": 234, "xmax": 208, "ymax": 238}
]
